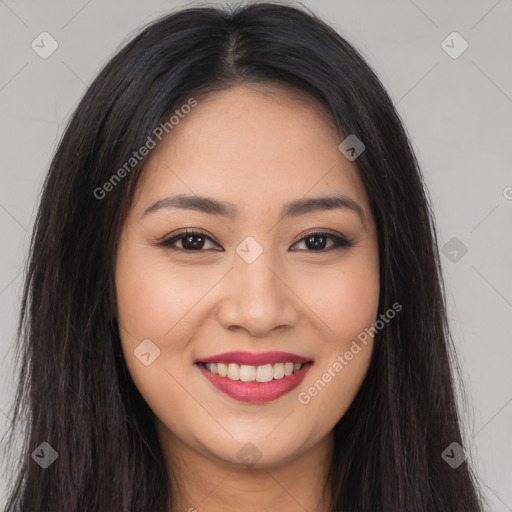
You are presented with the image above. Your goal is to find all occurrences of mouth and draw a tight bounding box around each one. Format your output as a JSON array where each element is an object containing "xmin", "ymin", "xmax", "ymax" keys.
[
  {"xmin": 195, "ymin": 351, "xmax": 313, "ymax": 403},
  {"xmin": 198, "ymin": 360, "xmax": 307, "ymax": 381}
]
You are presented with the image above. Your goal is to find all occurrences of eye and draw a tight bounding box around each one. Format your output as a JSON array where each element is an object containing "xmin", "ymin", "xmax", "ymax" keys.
[
  {"xmin": 157, "ymin": 229, "xmax": 221, "ymax": 252},
  {"xmin": 157, "ymin": 229, "xmax": 353, "ymax": 253},
  {"xmin": 290, "ymin": 231, "xmax": 354, "ymax": 252}
]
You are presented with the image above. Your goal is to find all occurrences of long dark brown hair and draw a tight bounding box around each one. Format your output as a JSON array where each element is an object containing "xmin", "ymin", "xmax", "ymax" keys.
[{"xmin": 2, "ymin": 2, "xmax": 485, "ymax": 510}]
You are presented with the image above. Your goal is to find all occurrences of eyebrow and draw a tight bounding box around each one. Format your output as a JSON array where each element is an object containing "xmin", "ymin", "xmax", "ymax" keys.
[{"xmin": 141, "ymin": 194, "xmax": 366, "ymax": 226}]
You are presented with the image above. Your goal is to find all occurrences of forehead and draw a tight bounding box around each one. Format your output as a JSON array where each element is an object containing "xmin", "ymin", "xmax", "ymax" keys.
[{"xmin": 133, "ymin": 84, "xmax": 371, "ymax": 220}]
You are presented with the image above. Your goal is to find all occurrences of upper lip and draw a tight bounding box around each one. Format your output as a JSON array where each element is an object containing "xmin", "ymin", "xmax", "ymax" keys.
[{"xmin": 196, "ymin": 351, "xmax": 312, "ymax": 366}]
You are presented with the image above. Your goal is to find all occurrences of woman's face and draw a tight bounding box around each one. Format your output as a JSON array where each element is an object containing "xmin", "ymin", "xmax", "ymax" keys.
[{"xmin": 115, "ymin": 84, "xmax": 379, "ymax": 469}]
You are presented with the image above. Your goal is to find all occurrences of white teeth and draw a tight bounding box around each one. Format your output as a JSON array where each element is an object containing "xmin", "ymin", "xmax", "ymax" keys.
[
  {"xmin": 227, "ymin": 363, "xmax": 239, "ymax": 380},
  {"xmin": 202, "ymin": 361, "xmax": 305, "ymax": 382},
  {"xmin": 273, "ymin": 363, "xmax": 285, "ymax": 379},
  {"xmin": 256, "ymin": 364, "xmax": 274, "ymax": 382},
  {"xmin": 206, "ymin": 363, "xmax": 218, "ymax": 373},
  {"xmin": 217, "ymin": 362, "xmax": 228, "ymax": 377},
  {"xmin": 239, "ymin": 365, "xmax": 256, "ymax": 382}
]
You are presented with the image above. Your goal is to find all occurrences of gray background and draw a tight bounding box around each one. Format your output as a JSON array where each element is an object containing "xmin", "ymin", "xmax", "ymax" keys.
[{"xmin": 0, "ymin": 0, "xmax": 511, "ymax": 509}]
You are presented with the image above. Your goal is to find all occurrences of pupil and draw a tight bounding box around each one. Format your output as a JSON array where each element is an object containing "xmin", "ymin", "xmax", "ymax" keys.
[
  {"xmin": 306, "ymin": 235, "xmax": 326, "ymax": 250},
  {"xmin": 183, "ymin": 235, "xmax": 204, "ymax": 250}
]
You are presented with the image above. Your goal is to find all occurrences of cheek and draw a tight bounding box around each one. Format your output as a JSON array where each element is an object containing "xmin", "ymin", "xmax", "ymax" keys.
[
  {"xmin": 293, "ymin": 251, "xmax": 379, "ymax": 419},
  {"xmin": 115, "ymin": 243, "xmax": 215, "ymax": 343},
  {"xmin": 294, "ymin": 253, "xmax": 380, "ymax": 346},
  {"xmin": 115, "ymin": 244, "xmax": 206, "ymax": 423}
]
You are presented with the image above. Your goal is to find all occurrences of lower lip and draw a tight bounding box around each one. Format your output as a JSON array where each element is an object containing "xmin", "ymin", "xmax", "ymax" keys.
[{"xmin": 197, "ymin": 363, "xmax": 313, "ymax": 403}]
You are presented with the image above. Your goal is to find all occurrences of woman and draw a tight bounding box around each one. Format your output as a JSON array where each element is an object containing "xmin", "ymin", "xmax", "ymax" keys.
[{"xmin": 2, "ymin": 2, "xmax": 485, "ymax": 510}]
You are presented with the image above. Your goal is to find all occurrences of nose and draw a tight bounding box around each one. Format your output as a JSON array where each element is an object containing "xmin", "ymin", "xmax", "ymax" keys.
[{"xmin": 216, "ymin": 252, "xmax": 300, "ymax": 338}]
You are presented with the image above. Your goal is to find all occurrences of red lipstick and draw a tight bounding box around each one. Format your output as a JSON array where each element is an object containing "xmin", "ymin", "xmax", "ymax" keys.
[
  {"xmin": 196, "ymin": 351, "xmax": 313, "ymax": 403},
  {"xmin": 197, "ymin": 351, "xmax": 310, "ymax": 366}
]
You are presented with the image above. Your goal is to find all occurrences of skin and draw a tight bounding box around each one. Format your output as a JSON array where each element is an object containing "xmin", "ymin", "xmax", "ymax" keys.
[{"xmin": 115, "ymin": 83, "xmax": 380, "ymax": 511}]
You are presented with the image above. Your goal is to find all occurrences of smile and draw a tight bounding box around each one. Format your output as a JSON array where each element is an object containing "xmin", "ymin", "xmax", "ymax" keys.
[
  {"xmin": 200, "ymin": 361, "xmax": 304, "ymax": 382},
  {"xmin": 196, "ymin": 351, "xmax": 313, "ymax": 403}
]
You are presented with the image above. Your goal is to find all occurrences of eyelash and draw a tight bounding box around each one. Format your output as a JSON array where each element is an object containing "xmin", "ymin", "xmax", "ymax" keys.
[{"xmin": 157, "ymin": 228, "xmax": 354, "ymax": 253}]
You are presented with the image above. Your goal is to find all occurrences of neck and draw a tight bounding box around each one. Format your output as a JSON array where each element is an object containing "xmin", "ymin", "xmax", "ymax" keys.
[{"xmin": 158, "ymin": 425, "xmax": 334, "ymax": 512}]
